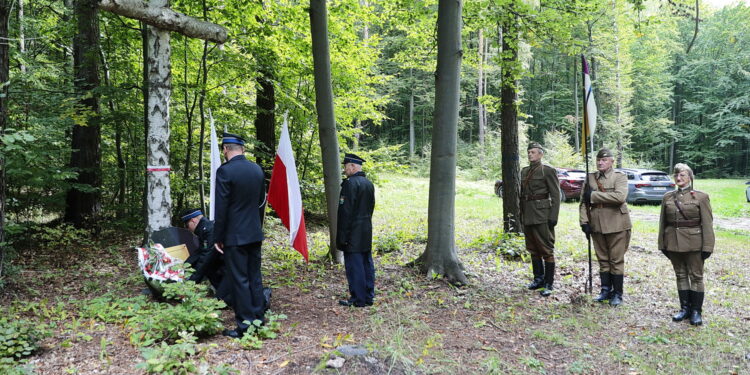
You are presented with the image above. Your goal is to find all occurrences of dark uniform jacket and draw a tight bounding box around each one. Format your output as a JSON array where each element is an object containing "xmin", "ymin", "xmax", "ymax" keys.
[
  {"xmin": 214, "ymin": 155, "xmax": 265, "ymax": 246},
  {"xmin": 185, "ymin": 217, "xmax": 220, "ymax": 282},
  {"xmin": 520, "ymin": 161, "xmax": 561, "ymax": 225},
  {"xmin": 336, "ymin": 171, "xmax": 375, "ymax": 253},
  {"xmin": 579, "ymin": 168, "xmax": 632, "ymax": 234},
  {"xmin": 658, "ymin": 188, "xmax": 715, "ymax": 253}
]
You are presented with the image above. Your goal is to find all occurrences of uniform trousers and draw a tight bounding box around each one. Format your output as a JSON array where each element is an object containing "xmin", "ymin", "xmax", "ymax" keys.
[
  {"xmin": 524, "ymin": 223, "xmax": 555, "ymax": 262},
  {"xmin": 591, "ymin": 230, "xmax": 631, "ymax": 275},
  {"xmin": 225, "ymin": 242, "xmax": 265, "ymax": 330},
  {"xmin": 667, "ymin": 251, "xmax": 705, "ymax": 292},
  {"xmin": 344, "ymin": 251, "xmax": 375, "ymax": 305}
]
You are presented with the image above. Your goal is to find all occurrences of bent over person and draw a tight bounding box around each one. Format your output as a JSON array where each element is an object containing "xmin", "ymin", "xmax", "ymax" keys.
[
  {"xmin": 580, "ymin": 148, "xmax": 632, "ymax": 306},
  {"xmin": 658, "ymin": 163, "xmax": 714, "ymax": 326},
  {"xmin": 337, "ymin": 153, "xmax": 376, "ymax": 308},
  {"xmin": 520, "ymin": 142, "xmax": 561, "ymax": 297},
  {"xmin": 181, "ymin": 208, "xmax": 232, "ymax": 306}
]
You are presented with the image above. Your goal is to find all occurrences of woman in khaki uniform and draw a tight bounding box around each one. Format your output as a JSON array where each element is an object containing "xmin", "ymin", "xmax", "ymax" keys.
[{"xmin": 658, "ymin": 163, "xmax": 714, "ymax": 326}]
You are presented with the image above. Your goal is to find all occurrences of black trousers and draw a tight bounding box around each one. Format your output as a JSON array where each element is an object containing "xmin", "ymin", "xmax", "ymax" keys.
[
  {"xmin": 344, "ymin": 251, "xmax": 375, "ymax": 305},
  {"xmin": 225, "ymin": 242, "xmax": 265, "ymax": 330}
]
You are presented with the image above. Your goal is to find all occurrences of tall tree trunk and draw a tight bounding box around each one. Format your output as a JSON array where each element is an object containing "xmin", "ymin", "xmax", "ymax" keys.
[
  {"xmin": 18, "ymin": 0, "xmax": 25, "ymax": 73},
  {"xmin": 98, "ymin": 40, "xmax": 126, "ymax": 218},
  {"xmin": 141, "ymin": 22, "xmax": 149, "ymax": 244},
  {"xmin": 177, "ymin": 38, "xmax": 193, "ymax": 213},
  {"xmin": 500, "ymin": 21, "xmax": 521, "ymax": 234},
  {"xmin": 0, "ymin": 0, "xmax": 10, "ymax": 279},
  {"xmin": 477, "ymin": 28, "xmax": 485, "ymax": 153},
  {"xmin": 412, "ymin": 0, "xmax": 466, "ymax": 285},
  {"xmin": 145, "ymin": 0, "xmax": 172, "ymax": 235},
  {"xmin": 198, "ymin": 37, "xmax": 208, "ymax": 214},
  {"xmin": 255, "ymin": 66, "xmax": 276, "ymax": 174},
  {"xmin": 573, "ymin": 55, "xmax": 580, "ymax": 153},
  {"xmin": 309, "ymin": 0, "xmax": 343, "ymax": 263},
  {"xmin": 65, "ymin": 0, "xmax": 102, "ymax": 228},
  {"xmin": 409, "ymin": 71, "xmax": 415, "ymax": 158},
  {"xmin": 613, "ymin": 0, "xmax": 623, "ymax": 168}
]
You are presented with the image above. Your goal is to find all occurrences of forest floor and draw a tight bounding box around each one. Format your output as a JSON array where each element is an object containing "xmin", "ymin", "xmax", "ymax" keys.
[{"xmin": 2, "ymin": 174, "xmax": 749, "ymax": 374}]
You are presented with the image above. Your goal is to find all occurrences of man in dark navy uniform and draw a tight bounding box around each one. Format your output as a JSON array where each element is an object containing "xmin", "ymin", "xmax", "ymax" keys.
[
  {"xmin": 337, "ymin": 153, "xmax": 376, "ymax": 307},
  {"xmin": 180, "ymin": 208, "xmax": 232, "ymax": 305},
  {"xmin": 213, "ymin": 132, "xmax": 267, "ymax": 338}
]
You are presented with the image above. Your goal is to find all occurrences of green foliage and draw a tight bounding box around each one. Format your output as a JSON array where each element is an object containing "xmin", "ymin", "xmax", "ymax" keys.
[
  {"xmin": 30, "ymin": 223, "xmax": 94, "ymax": 254},
  {"xmin": 0, "ymin": 358, "xmax": 35, "ymax": 375},
  {"xmin": 0, "ymin": 317, "xmax": 49, "ymax": 359},
  {"xmin": 235, "ymin": 311, "xmax": 287, "ymax": 350},
  {"xmin": 137, "ymin": 331, "xmax": 238, "ymax": 375}
]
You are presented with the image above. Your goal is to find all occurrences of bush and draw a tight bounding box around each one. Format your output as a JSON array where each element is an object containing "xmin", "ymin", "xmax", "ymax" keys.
[
  {"xmin": 0, "ymin": 317, "xmax": 49, "ymax": 359},
  {"xmin": 235, "ymin": 311, "xmax": 287, "ymax": 350},
  {"xmin": 137, "ymin": 331, "xmax": 238, "ymax": 375}
]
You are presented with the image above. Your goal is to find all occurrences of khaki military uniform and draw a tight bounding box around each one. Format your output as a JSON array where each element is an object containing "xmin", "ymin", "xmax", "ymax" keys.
[
  {"xmin": 658, "ymin": 188, "xmax": 714, "ymax": 292},
  {"xmin": 520, "ymin": 161, "xmax": 561, "ymax": 262},
  {"xmin": 579, "ymin": 168, "xmax": 632, "ymax": 275}
]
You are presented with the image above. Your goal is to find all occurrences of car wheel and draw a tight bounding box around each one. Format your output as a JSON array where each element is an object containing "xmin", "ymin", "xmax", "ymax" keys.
[
  {"xmin": 495, "ymin": 180, "xmax": 504, "ymax": 198},
  {"xmin": 560, "ymin": 188, "xmax": 566, "ymax": 203}
]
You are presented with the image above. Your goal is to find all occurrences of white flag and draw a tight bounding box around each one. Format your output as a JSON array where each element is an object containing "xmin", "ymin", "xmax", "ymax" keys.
[{"xmin": 209, "ymin": 112, "xmax": 221, "ymax": 220}]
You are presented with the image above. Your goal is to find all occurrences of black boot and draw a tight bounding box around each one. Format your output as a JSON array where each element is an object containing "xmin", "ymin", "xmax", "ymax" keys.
[
  {"xmin": 540, "ymin": 262, "xmax": 555, "ymax": 297},
  {"xmin": 527, "ymin": 258, "xmax": 544, "ymax": 290},
  {"xmin": 689, "ymin": 291, "xmax": 704, "ymax": 326},
  {"xmin": 593, "ymin": 272, "xmax": 612, "ymax": 302},
  {"xmin": 609, "ymin": 274, "xmax": 624, "ymax": 307},
  {"xmin": 672, "ymin": 290, "xmax": 691, "ymax": 322}
]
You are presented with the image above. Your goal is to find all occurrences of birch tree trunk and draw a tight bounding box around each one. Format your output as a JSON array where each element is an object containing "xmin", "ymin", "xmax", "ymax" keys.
[
  {"xmin": 412, "ymin": 0, "xmax": 466, "ymax": 285},
  {"xmin": 500, "ymin": 21, "xmax": 521, "ymax": 234},
  {"xmin": 477, "ymin": 28, "xmax": 485, "ymax": 151},
  {"xmin": 309, "ymin": 0, "xmax": 343, "ymax": 263},
  {"xmin": 145, "ymin": 0, "xmax": 172, "ymax": 235},
  {"xmin": 65, "ymin": 0, "xmax": 102, "ymax": 228},
  {"xmin": 0, "ymin": 0, "xmax": 10, "ymax": 278},
  {"xmin": 18, "ymin": 0, "xmax": 25, "ymax": 73}
]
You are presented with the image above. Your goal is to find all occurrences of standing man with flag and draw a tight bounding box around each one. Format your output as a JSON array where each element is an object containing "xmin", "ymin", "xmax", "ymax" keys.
[
  {"xmin": 580, "ymin": 55, "xmax": 598, "ymax": 294},
  {"xmin": 337, "ymin": 153, "xmax": 375, "ymax": 308},
  {"xmin": 214, "ymin": 132, "xmax": 267, "ymax": 338}
]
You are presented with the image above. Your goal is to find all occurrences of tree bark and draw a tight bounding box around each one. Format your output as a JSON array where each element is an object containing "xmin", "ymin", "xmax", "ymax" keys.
[
  {"xmin": 18, "ymin": 0, "xmax": 25, "ymax": 73},
  {"xmin": 145, "ymin": 0, "xmax": 172, "ymax": 235},
  {"xmin": 309, "ymin": 0, "xmax": 343, "ymax": 263},
  {"xmin": 412, "ymin": 0, "xmax": 467, "ymax": 285},
  {"xmin": 255, "ymin": 66, "xmax": 276, "ymax": 174},
  {"xmin": 98, "ymin": 0, "xmax": 227, "ymax": 43},
  {"xmin": 477, "ymin": 28, "xmax": 485, "ymax": 152},
  {"xmin": 409, "ymin": 76, "xmax": 415, "ymax": 157},
  {"xmin": 65, "ymin": 0, "xmax": 102, "ymax": 228},
  {"xmin": 500, "ymin": 21, "xmax": 521, "ymax": 234},
  {"xmin": 0, "ymin": 0, "xmax": 10, "ymax": 279}
]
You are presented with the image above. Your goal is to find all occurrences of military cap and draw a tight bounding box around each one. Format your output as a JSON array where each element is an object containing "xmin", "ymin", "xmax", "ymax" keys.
[
  {"xmin": 221, "ymin": 132, "xmax": 245, "ymax": 146},
  {"xmin": 527, "ymin": 142, "xmax": 544, "ymax": 151},
  {"xmin": 180, "ymin": 208, "xmax": 203, "ymax": 223},
  {"xmin": 342, "ymin": 153, "xmax": 365, "ymax": 165},
  {"xmin": 596, "ymin": 148, "xmax": 613, "ymax": 159}
]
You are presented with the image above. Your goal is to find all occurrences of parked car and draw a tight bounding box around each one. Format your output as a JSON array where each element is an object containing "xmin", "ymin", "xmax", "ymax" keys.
[
  {"xmin": 746, "ymin": 181, "xmax": 750, "ymax": 202},
  {"xmin": 493, "ymin": 167, "xmax": 586, "ymax": 202},
  {"xmin": 615, "ymin": 168, "xmax": 675, "ymax": 204}
]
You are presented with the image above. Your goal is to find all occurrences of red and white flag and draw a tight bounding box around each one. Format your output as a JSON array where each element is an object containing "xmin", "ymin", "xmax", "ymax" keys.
[{"xmin": 267, "ymin": 117, "xmax": 309, "ymax": 261}]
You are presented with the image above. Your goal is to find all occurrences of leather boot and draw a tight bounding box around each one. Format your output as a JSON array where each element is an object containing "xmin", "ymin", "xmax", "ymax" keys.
[
  {"xmin": 526, "ymin": 258, "xmax": 544, "ymax": 290},
  {"xmin": 609, "ymin": 274, "xmax": 624, "ymax": 307},
  {"xmin": 540, "ymin": 262, "xmax": 555, "ymax": 297},
  {"xmin": 689, "ymin": 291, "xmax": 704, "ymax": 326},
  {"xmin": 593, "ymin": 272, "xmax": 612, "ymax": 302},
  {"xmin": 672, "ymin": 290, "xmax": 691, "ymax": 322}
]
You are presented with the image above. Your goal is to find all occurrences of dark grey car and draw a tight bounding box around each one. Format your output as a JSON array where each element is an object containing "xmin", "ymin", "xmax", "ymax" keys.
[{"xmin": 616, "ymin": 168, "xmax": 675, "ymax": 204}]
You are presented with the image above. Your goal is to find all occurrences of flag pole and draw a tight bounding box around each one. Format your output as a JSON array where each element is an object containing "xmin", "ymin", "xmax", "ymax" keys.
[{"xmin": 581, "ymin": 54, "xmax": 593, "ymax": 295}]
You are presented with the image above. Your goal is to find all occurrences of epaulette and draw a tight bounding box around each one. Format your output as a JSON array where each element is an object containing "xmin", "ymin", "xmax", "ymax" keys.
[{"xmin": 614, "ymin": 170, "xmax": 626, "ymax": 175}]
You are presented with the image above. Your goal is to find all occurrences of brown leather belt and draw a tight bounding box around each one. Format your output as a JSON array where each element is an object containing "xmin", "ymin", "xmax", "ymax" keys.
[
  {"xmin": 523, "ymin": 194, "xmax": 549, "ymax": 201},
  {"xmin": 671, "ymin": 219, "xmax": 701, "ymax": 228},
  {"xmin": 591, "ymin": 203, "xmax": 619, "ymax": 209}
]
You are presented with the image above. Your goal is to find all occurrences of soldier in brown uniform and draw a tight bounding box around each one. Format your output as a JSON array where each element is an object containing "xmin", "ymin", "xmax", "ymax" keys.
[
  {"xmin": 658, "ymin": 163, "xmax": 714, "ymax": 326},
  {"xmin": 579, "ymin": 148, "xmax": 632, "ymax": 306},
  {"xmin": 520, "ymin": 142, "xmax": 561, "ymax": 297}
]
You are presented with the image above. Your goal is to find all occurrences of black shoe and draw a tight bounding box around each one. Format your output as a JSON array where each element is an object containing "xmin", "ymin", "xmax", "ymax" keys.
[
  {"xmin": 594, "ymin": 272, "xmax": 612, "ymax": 302},
  {"xmin": 539, "ymin": 262, "xmax": 555, "ymax": 297},
  {"xmin": 527, "ymin": 259, "xmax": 544, "ymax": 290},
  {"xmin": 689, "ymin": 291, "xmax": 704, "ymax": 326},
  {"xmin": 222, "ymin": 328, "xmax": 245, "ymax": 338},
  {"xmin": 672, "ymin": 290, "xmax": 691, "ymax": 322},
  {"xmin": 609, "ymin": 274, "xmax": 624, "ymax": 306},
  {"xmin": 263, "ymin": 287, "xmax": 272, "ymax": 312},
  {"xmin": 338, "ymin": 299, "xmax": 366, "ymax": 307}
]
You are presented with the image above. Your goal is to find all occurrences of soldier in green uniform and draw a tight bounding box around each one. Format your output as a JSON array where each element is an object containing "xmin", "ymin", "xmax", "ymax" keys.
[
  {"xmin": 520, "ymin": 142, "xmax": 561, "ymax": 297},
  {"xmin": 579, "ymin": 148, "xmax": 632, "ymax": 306},
  {"xmin": 658, "ymin": 163, "xmax": 714, "ymax": 326}
]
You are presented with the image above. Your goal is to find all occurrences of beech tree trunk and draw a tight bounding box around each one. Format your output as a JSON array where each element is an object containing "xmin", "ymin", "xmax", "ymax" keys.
[
  {"xmin": 145, "ymin": 0, "xmax": 172, "ymax": 235},
  {"xmin": 413, "ymin": 0, "xmax": 467, "ymax": 285},
  {"xmin": 65, "ymin": 0, "xmax": 102, "ymax": 228},
  {"xmin": 98, "ymin": 0, "xmax": 227, "ymax": 43},
  {"xmin": 0, "ymin": 0, "xmax": 10, "ymax": 279},
  {"xmin": 255, "ymin": 66, "xmax": 276, "ymax": 174},
  {"xmin": 477, "ymin": 28, "xmax": 485, "ymax": 151},
  {"xmin": 500, "ymin": 21, "xmax": 521, "ymax": 234},
  {"xmin": 309, "ymin": 0, "xmax": 343, "ymax": 263}
]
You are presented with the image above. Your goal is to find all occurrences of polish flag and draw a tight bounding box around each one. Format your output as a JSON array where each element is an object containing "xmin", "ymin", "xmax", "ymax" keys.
[{"xmin": 267, "ymin": 118, "xmax": 309, "ymax": 261}]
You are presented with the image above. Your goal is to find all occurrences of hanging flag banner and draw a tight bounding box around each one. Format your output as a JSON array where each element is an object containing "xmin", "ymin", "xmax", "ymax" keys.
[
  {"xmin": 581, "ymin": 55, "xmax": 598, "ymax": 156},
  {"xmin": 209, "ymin": 110, "xmax": 221, "ymax": 221}
]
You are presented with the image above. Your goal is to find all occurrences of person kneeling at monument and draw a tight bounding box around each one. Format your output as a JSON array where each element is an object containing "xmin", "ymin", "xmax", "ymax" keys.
[{"xmin": 181, "ymin": 208, "xmax": 233, "ymax": 305}]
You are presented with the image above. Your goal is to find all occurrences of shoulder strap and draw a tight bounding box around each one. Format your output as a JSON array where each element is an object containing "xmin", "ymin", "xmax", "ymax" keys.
[
  {"xmin": 594, "ymin": 173, "xmax": 605, "ymax": 192},
  {"xmin": 522, "ymin": 164, "xmax": 541, "ymax": 189},
  {"xmin": 673, "ymin": 194, "xmax": 689, "ymax": 220}
]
